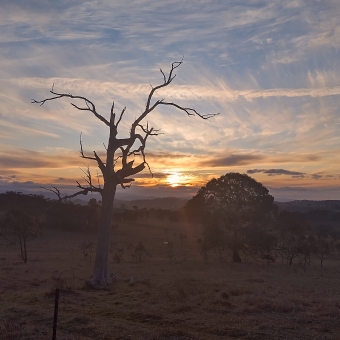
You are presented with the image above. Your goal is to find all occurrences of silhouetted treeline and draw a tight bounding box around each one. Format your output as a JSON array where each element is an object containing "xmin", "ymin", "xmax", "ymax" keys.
[
  {"xmin": 0, "ymin": 192, "xmax": 99, "ymax": 233},
  {"xmin": 0, "ymin": 192, "xmax": 181, "ymax": 234},
  {"xmin": 0, "ymin": 191, "xmax": 51, "ymax": 214},
  {"xmin": 190, "ymin": 208, "xmax": 340, "ymax": 266}
]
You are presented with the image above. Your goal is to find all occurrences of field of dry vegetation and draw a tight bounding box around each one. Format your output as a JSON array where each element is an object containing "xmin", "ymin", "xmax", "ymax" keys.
[{"xmin": 1, "ymin": 217, "xmax": 340, "ymax": 340}]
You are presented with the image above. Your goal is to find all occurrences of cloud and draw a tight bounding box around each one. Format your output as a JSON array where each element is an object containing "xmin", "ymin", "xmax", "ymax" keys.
[
  {"xmin": 200, "ymin": 154, "xmax": 264, "ymax": 167},
  {"xmin": 7, "ymin": 77, "xmax": 340, "ymax": 104},
  {"xmin": 128, "ymin": 172, "xmax": 168, "ymax": 179},
  {"xmin": 247, "ymin": 168, "xmax": 306, "ymax": 178},
  {"xmin": 0, "ymin": 147, "xmax": 81, "ymax": 169},
  {"xmin": 0, "ymin": 118, "xmax": 60, "ymax": 139},
  {"xmin": 1, "ymin": 0, "xmax": 340, "ymax": 201}
]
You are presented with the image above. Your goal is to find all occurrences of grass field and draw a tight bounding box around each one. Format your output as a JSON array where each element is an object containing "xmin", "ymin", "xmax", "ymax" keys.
[{"xmin": 1, "ymin": 218, "xmax": 340, "ymax": 340}]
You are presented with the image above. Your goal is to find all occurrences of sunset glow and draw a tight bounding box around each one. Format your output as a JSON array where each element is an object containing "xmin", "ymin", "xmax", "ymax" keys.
[
  {"xmin": 1, "ymin": 1, "xmax": 340, "ymax": 200},
  {"xmin": 167, "ymin": 172, "xmax": 181, "ymax": 187},
  {"xmin": 165, "ymin": 171, "xmax": 194, "ymax": 188}
]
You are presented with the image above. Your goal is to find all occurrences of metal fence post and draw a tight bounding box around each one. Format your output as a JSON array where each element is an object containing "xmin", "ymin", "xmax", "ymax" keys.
[{"xmin": 52, "ymin": 288, "xmax": 59, "ymax": 340}]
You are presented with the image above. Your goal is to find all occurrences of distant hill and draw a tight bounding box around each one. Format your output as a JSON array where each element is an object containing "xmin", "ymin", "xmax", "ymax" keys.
[{"xmin": 276, "ymin": 200, "xmax": 340, "ymax": 213}]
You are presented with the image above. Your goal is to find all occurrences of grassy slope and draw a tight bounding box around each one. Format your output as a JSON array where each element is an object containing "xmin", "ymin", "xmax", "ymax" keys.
[{"xmin": 1, "ymin": 219, "xmax": 340, "ymax": 340}]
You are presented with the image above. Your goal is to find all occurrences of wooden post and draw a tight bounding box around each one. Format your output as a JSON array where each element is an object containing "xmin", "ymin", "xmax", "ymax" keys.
[{"xmin": 52, "ymin": 288, "xmax": 59, "ymax": 340}]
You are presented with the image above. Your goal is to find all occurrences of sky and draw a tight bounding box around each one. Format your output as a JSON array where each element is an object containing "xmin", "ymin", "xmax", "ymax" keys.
[{"xmin": 1, "ymin": 0, "xmax": 340, "ymax": 201}]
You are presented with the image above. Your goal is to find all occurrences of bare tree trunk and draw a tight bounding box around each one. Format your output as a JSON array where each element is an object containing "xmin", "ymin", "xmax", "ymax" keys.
[
  {"xmin": 288, "ymin": 256, "xmax": 293, "ymax": 266},
  {"xmin": 90, "ymin": 181, "xmax": 116, "ymax": 288},
  {"xmin": 19, "ymin": 234, "xmax": 28, "ymax": 263},
  {"xmin": 232, "ymin": 246, "xmax": 241, "ymax": 263}
]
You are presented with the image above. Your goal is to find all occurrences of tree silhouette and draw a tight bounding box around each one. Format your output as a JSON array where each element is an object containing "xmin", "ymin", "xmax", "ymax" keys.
[
  {"xmin": 32, "ymin": 60, "xmax": 217, "ymax": 288},
  {"xmin": 2, "ymin": 209, "xmax": 38, "ymax": 263},
  {"xmin": 185, "ymin": 173, "xmax": 276, "ymax": 263},
  {"xmin": 276, "ymin": 210, "xmax": 310, "ymax": 265}
]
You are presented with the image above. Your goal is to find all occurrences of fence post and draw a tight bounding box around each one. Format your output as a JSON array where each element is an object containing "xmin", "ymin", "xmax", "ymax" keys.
[{"xmin": 52, "ymin": 288, "xmax": 59, "ymax": 340}]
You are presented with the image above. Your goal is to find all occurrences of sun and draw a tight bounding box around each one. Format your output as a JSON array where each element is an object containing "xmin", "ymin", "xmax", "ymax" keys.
[{"xmin": 167, "ymin": 172, "xmax": 180, "ymax": 187}]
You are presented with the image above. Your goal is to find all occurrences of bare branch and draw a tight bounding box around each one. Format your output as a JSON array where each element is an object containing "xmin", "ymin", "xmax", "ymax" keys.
[
  {"xmin": 80, "ymin": 133, "xmax": 96, "ymax": 161},
  {"xmin": 32, "ymin": 87, "xmax": 110, "ymax": 126},
  {"xmin": 110, "ymin": 101, "xmax": 115, "ymax": 125},
  {"xmin": 116, "ymin": 107, "xmax": 126, "ymax": 127},
  {"xmin": 137, "ymin": 123, "xmax": 161, "ymax": 136},
  {"xmin": 40, "ymin": 185, "xmax": 101, "ymax": 202},
  {"xmin": 80, "ymin": 166, "xmax": 93, "ymax": 187},
  {"xmin": 96, "ymin": 171, "xmax": 102, "ymax": 189},
  {"xmin": 116, "ymin": 162, "xmax": 145, "ymax": 181},
  {"xmin": 155, "ymin": 101, "xmax": 219, "ymax": 120},
  {"xmin": 160, "ymin": 68, "xmax": 167, "ymax": 83},
  {"xmin": 143, "ymin": 59, "xmax": 183, "ymax": 114},
  {"xmin": 79, "ymin": 133, "xmax": 106, "ymax": 176},
  {"xmin": 93, "ymin": 151, "xmax": 106, "ymax": 175},
  {"xmin": 40, "ymin": 186, "xmax": 62, "ymax": 199},
  {"xmin": 143, "ymin": 158, "xmax": 153, "ymax": 177}
]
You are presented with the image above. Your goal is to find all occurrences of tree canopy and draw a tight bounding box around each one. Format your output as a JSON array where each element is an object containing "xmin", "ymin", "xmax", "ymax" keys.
[{"xmin": 185, "ymin": 173, "xmax": 277, "ymax": 262}]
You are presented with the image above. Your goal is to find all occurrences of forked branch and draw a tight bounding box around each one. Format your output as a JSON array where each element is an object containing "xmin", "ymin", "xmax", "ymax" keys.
[
  {"xmin": 32, "ymin": 86, "xmax": 110, "ymax": 126},
  {"xmin": 80, "ymin": 133, "xmax": 106, "ymax": 176},
  {"xmin": 40, "ymin": 185, "xmax": 98, "ymax": 202}
]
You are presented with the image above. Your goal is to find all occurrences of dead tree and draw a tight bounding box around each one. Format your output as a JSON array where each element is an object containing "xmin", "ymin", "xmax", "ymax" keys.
[{"xmin": 32, "ymin": 60, "xmax": 218, "ymax": 288}]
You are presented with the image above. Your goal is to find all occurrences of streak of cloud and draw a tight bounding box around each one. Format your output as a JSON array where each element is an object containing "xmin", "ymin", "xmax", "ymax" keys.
[
  {"xmin": 200, "ymin": 154, "xmax": 264, "ymax": 167},
  {"xmin": 7, "ymin": 77, "xmax": 340, "ymax": 103},
  {"xmin": 247, "ymin": 168, "xmax": 306, "ymax": 177}
]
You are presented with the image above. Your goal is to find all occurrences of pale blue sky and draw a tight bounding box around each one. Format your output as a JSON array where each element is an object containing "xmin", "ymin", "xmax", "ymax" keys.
[{"xmin": 1, "ymin": 0, "xmax": 340, "ymax": 200}]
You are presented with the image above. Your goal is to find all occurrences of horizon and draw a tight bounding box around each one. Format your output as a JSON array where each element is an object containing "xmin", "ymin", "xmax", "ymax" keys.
[
  {"xmin": 2, "ymin": 183, "xmax": 340, "ymax": 203},
  {"xmin": 1, "ymin": 1, "xmax": 340, "ymax": 200}
]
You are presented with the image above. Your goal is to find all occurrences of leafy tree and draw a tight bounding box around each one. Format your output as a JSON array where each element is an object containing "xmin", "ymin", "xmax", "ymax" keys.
[
  {"xmin": 185, "ymin": 173, "xmax": 277, "ymax": 263},
  {"xmin": 33, "ymin": 60, "xmax": 217, "ymax": 288}
]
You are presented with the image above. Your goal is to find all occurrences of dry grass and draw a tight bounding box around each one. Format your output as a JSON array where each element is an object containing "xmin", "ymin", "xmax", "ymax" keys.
[{"xmin": 1, "ymin": 218, "xmax": 340, "ymax": 339}]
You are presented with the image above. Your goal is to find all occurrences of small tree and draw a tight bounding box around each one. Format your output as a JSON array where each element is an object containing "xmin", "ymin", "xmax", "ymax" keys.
[
  {"xmin": 311, "ymin": 235, "xmax": 334, "ymax": 267},
  {"xmin": 185, "ymin": 173, "xmax": 277, "ymax": 263},
  {"xmin": 33, "ymin": 60, "xmax": 217, "ymax": 288},
  {"xmin": 2, "ymin": 209, "xmax": 38, "ymax": 263},
  {"xmin": 277, "ymin": 211, "xmax": 310, "ymax": 266}
]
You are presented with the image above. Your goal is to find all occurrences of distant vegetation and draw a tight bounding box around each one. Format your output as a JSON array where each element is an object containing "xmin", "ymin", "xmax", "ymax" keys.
[
  {"xmin": 2, "ymin": 184, "xmax": 340, "ymax": 339},
  {"xmin": 184, "ymin": 173, "xmax": 340, "ymax": 267},
  {"xmin": 0, "ymin": 192, "xmax": 182, "ymax": 235},
  {"xmin": 1, "ymin": 185, "xmax": 340, "ymax": 268}
]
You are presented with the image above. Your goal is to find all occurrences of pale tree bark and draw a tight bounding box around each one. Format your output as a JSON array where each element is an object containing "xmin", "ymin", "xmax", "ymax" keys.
[{"xmin": 33, "ymin": 60, "xmax": 218, "ymax": 288}]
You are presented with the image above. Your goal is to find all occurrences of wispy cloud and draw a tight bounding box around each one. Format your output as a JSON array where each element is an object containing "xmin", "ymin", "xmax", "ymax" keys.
[
  {"xmin": 247, "ymin": 168, "xmax": 306, "ymax": 178},
  {"xmin": 0, "ymin": 146, "xmax": 81, "ymax": 169},
  {"xmin": 200, "ymin": 154, "xmax": 264, "ymax": 167},
  {"xmin": 7, "ymin": 77, "xmax": 340, "ymax": 103},
  {"xmin": 1, "ymin": 0, "xmax": 340, "ymax": 199}
]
